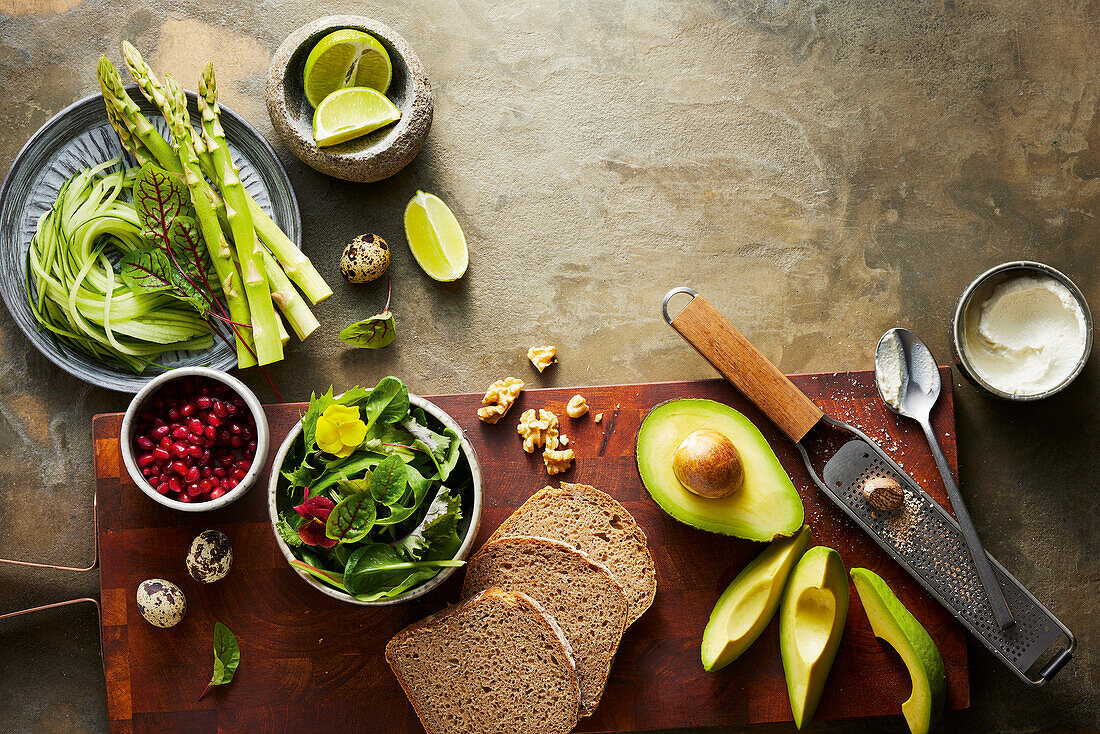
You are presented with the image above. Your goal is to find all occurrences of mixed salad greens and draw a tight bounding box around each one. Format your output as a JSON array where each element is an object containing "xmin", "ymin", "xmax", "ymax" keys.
[{"xmin": 275, "ymin": 376, "xmax": 471, "ymax": 601}]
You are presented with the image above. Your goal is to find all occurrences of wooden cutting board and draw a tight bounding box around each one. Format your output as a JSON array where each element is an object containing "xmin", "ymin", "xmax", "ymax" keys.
[{"xmin": 94, "ymin": 371, "xmax": 969, "ymax": 733}]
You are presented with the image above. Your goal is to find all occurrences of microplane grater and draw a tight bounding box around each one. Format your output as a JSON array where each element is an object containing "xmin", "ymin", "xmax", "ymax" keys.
[
  {"xmin": 664, "ymin": 287, "xmax": 1076, "ymax": 686},
  {"xmin": 801, "ymin": 417, "xmax": 1075, "ymax": 685}
]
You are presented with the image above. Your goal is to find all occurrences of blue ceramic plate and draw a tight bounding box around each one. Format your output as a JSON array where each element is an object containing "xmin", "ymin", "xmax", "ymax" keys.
[{"xmin": 0, "ymin": 87, "xmax": 300, "ymax": 393}]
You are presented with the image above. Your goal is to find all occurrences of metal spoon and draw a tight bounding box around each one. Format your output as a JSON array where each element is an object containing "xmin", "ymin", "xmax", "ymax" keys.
[{"xmin": 875, "ymin": 328, "xmax": 1015, "ymax": 630}]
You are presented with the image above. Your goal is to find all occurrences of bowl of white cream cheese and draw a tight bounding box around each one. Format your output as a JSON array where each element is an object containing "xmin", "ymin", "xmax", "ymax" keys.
[{"xmin": 952, "ymin": 261, "xmax": 1093, "ymax": 400}]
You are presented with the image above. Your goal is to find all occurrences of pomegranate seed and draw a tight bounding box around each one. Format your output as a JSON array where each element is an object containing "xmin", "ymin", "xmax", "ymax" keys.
[
  {"xmin": 230, "ymin": 467, "xmax": 246, "ymax": 481},
  {"xmin": 201, "ymin": 466, "xmax": 213, "ymax": 478},
  {"xmin": 213, "ymin": 401, "xmax": 229, "ymax": 418},
  {"xmin": 209, "ymin": 487, "xmax": 226, "ymax": 500},
  {"xmin": 235, "ymin": 458, "xmax": 252, "ymax": 471},
  {"xmin": 229, "ymin": 422, "xmax": 242, "ymax": 435},
  {"xmin": 187, "ymin": 445, "xmax": 202, "ymax": 459},
  {"xmin": 177, "ymin": 492, "xmax": 192, "ymax": 503},
  {"xmin": 187, "ymin": 482, "xmax": 203, "ymax": 496},
  {"xmin": 180, "ymin": 403, "xmax": 194, "ymax": 417},
  {"xmin": 159, "ymin": 437, "xmax": 173, "ymax": 450},
  {"xmin": 169, "ymin": 477, "xmax": 182, "ymax": 493},
  {"xmin": 247, "ymin": 439, "xmax": 257, "ymax": 453},
  {"xmin": 171, "ymin": 426, "xmax": 189, "ymax": 440},
  {"xmin": 151, "ymin": 425, "xmax": 170, "ymax": 439},
  {"xmin": 136, "ymin": 436, "xmax": 154, "ymax": 451},
  {"xmin": 156, "ymin": 482, "xmax": 170, "ymax": 495},
  {"xmin": 171, "ymin": 461, "xmax": 188, "ymax": 476},
  {"xmin": 184, "ymin": 466, "xmax": 199, "ymax": 483},
  {"xmin": 224, "ymin": 402, "xmax": 239, "ymax": 417},
  {"xmin": 214, "ymin": 468, "xmax": 227, "ymax": 478},
  {"xmin": 219, "ymin": 453, "xmax": 234, "ymax": 467},
  {"xmin": 229, "ymin": 435, "xmax": 244, "ymax": 449},
  {"xmin": 225, "ymin": 478, "xmax": 239, "ymax": 490},
  {"xmin": 137, "ymin": 453, "xmax": 155, "ymax": 468},
  {"xmin": 206, "ymin": 413, "xmax": 221, "ymax": 427},
  {"xmin": 171, "ymin": 443, "xmax": 188, "ymax": 458},
  {"xmin": 167, "ymin": 408, "xmax": 180, "ymax": 421},
  {"xmin": 142, "ymin": 466, "xmax": 154, "ymax": 477},
  {"xmin": 203, "ymin": 425, "xmax": 216, "ymax": 440},
  {"xmin": 200, "ymin": 450, "xmax": 212, "ymax": 466},
  {"xmin": 152, "ymin": 447, "xmax": 171, "ymax": 461}
]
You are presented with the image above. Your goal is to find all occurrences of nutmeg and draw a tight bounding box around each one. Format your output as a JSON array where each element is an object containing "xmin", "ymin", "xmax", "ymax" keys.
[{"xmin": 861, "ymin": 476, "xmax": 904, "ymax": 512}]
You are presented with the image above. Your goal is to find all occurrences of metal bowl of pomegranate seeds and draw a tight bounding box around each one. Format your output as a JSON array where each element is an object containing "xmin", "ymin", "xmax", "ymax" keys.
[{"xmin": 120, "ymin": 367, "xmax": 270, "ymax": 512}]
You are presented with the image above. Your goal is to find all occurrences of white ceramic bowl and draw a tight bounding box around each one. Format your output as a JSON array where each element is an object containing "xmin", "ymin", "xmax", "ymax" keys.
[
  {"xmin": 120, "ymin": 367, "xmax": 270, "ymax": 512},
  {"xmin": 268, "ymin": 393, "xmax": 482, "ymax": 606}
]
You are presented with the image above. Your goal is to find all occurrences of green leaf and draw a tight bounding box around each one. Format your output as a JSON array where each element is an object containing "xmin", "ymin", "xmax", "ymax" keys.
[
  {"xmin": 199, "ymin": 622, "xmax": 239, "ymax": 700},
  {"xmin": 374, "ymin": 463, "xmax": 433, "ymax": 527},
  {"xmin": 362, "ymin": 377, "xmax": 409, "ymax": 432},
  {"xmin": 343, "ymin": 543, "xmax": 463, "ymax": 597},
  {"xmin": 275, "ymin": 513, "xmax": 303, "ymax": 547},
  {"xmin": 325, "ymin": 490, "xmax": 377, "ymax": 544},
  {"xmin": 310, "ymin": 453, "xmax": 385, "ymax": 496},
  {"xmin": 393, "ymin": 489, "xmax": 463, "ymax": 561},
  {"xmin": 370, "ymin": 455, "xmax": 407, "ymax": 506},
  {"xmin": 119, "ymin": 247, "xmax": 209, "ymax": 314},
  {"xmin": 337, "ymin": 478, "xmax": 370, "ymax": 498},
  {"xmin": 339, "ymin": 310, "xmax": 396, "ymax": 349},
  {"xmin": 133, "ymin": 163, "xmax": 189, "ymax": 250},
  {"xmin": 289, "ymin": 559, "xmax": 347, "ymax": 591},
  {"xmin": 438, "ymin": 428, "xmax": 462, "ymax": 482},
  {"xmin": 166, "ymin": 215, "xmax": 214, "ymax": 286}
]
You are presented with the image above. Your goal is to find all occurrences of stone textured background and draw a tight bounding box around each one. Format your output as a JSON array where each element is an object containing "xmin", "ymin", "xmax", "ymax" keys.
[{"xmin": 1, "ymin": 0, "xmax": 1098, "ymax": 732}]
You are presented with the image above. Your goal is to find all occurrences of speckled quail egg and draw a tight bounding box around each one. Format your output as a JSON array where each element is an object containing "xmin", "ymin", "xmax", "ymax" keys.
[
  {"xmin": 136, "ymin": 579, "xmax": 187, "ymax": 628},
  {"xmin": 340, "ymin": 234, "xmax": 390, "ymax": 283},
  {"xmin": 186, "ymin": 529, "xmax": 233, "ymax": 583}
]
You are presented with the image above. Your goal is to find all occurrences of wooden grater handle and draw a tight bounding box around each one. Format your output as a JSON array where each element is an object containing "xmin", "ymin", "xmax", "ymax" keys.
[{"xmin": 663, "ymin": 288, "xmax": 824, "ymax": 442}]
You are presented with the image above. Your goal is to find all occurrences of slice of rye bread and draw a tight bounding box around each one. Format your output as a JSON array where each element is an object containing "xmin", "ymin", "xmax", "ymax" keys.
[
  {"xmin": 386, "ymin": 587, "xmax": 581, "ymax": 734},
  {"xmin": 462, "ymin": 535, "xmax": 629, "ymax": 716},
  {"xmin": 486, "ymin": 482, "xmax": 657, "ymax": 625}
]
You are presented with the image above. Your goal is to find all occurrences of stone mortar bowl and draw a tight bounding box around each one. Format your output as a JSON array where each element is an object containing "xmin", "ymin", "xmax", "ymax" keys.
[{"xmin": 266, "ymin": 16, "xmax": 432, "ymax": 182}]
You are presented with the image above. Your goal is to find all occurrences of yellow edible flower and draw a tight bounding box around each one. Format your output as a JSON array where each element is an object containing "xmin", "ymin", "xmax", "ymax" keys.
[{"xmin": 316, "ymin": 404, "xmax": 368, "ymax": 457}]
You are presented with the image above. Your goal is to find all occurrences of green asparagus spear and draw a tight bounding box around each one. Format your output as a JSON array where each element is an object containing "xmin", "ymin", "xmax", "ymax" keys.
[
  {"xmin": 160, "ymin": 73, "xmax": 258, "ymax": 369},
  {"xmin": 197, "ymin": 63, "xmax": 332, "ymax": 306},
  {"xmin": 173, "ymin": 69, "xmax": 282, "ymax": 366},
  {"xmin": 96, "ymin": 56, "xmax": 180, "ymax": 173}
]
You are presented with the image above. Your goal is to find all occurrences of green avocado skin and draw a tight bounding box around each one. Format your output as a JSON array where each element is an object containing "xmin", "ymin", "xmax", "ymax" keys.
[
  {"xmin": 779, "ymin": 546, "xmax": 849, "ymax": 729},
  {"xmin": 700, "ymin": 525, "xmax": 812, "ymax": 671},
  {"xmin": 851, "ymin": 568, "xmax": 946, "ymax": 734}
]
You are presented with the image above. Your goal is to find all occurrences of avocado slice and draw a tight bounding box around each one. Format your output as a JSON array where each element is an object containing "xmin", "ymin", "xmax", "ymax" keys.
[
  {"xmin": 851, "ymin": 568, "xmax": 946, "ymax": 734},
  {"xmin": 701, "ymin": 525, "xmax": 811, "ymax": 671},
  {"xmin": 635, "ymin": 399, "xmax": 804, "ymax": 539},
  {"xmin": 779, "ymin": 546, "xmax": 849, "ymax": 729}
]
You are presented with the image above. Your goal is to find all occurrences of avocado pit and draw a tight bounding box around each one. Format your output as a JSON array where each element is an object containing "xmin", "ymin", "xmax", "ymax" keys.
[{"xmin": 672, "ymin": 428, "xmax": 744, "ymax": 499}]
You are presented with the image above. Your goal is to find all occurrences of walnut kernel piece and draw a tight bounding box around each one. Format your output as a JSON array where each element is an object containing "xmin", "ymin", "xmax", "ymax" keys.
[
  {"xmin": 543, "ymin": 447, "xmax": 575, "ymax": 475},
  {"xmin": 477, "ymin": 377, "xmax": 524, "ymax": 424},
  {"xmin": 566, "ymin": 394, "xmax": 589, "ymax": 418},
  {"xmin": 593, "ymin": 412, "xmax": 604, "ymax": 424},
  {"xmin": 861, "ymin": 476, "xmax": 904, "ymax": 512},
  {"xmin": 517, "ymin": 408, "xmax": 560, "ymax": 453},
  {"xmin": 527, "ymin": 345, "xmax": 557, "ymax": 373},
  {"xmin": 559, "ymin": 435, "xmax": 569, "ymax": 446}
]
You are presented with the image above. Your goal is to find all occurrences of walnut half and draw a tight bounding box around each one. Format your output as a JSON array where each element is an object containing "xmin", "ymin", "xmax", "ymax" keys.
[
  {"xmin": 543, "ymin": 447, "xmax": 575, "ymax": 475},
  {"xmin": 517, "ymin": 408, "xmax": 560, "ymax": 453},
  {"xmin": 565, "ymin": 394, "xmax": 589, "ymax": 418},
  {"xmin": 477, "ymin": 377, "xmax": 524, "ymax": 424},
  {"xmin": 527, "ymin": 345, "xmax": 557, "ymax": 373}
]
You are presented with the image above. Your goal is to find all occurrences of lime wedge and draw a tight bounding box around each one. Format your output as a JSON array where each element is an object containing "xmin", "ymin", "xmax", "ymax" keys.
[
  {"xmin": 312, "ymin": 87, "xmax": 401, "ymax": 147},
  {"xmin": 404, "ymin": 191, "xmax": 469, "ymax": 282},
  {"xmin": 303, "ymin": 29, "xmax": 393, "ymax": 107}
]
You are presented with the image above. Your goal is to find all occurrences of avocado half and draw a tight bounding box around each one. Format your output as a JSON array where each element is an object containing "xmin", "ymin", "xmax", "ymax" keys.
[
  {"xmin": 635, "ymin": 399, "xmax": 804, "ymax": 540},
  {"xmin": 701, "ymin": 525, "xmax": 812, "ymax": 671},
  {"xmin": 851, "ymin": 568, "xmax": 946, "ymax": 734},
  {"xmin": 779, "ymin": 546, "xmax": 849, "ymax": 729}
]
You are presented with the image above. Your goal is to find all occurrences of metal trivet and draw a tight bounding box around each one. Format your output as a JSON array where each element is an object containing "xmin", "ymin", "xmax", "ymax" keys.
[{"xmin": 798, "ymin": 417, "xmax": 1074, "ymax": 685}]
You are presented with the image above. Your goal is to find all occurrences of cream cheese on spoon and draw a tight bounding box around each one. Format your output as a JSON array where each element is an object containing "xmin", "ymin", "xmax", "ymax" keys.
[{"xmin": 964, "ymin": 275, "xmax": 1087, "ymax": 396}]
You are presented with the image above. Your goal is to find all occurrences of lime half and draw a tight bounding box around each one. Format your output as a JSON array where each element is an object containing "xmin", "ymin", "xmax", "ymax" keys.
[
  {"xmin": 303, "ymin": 29, "xmax": 393, "ymax": 107},
  {"xmin": 312, "ymin": 87, "xmax": 401, "ymax": 147},
  {"xmin": 404, "ymin": 191, "xmax": 469, "ymax": 282}
]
